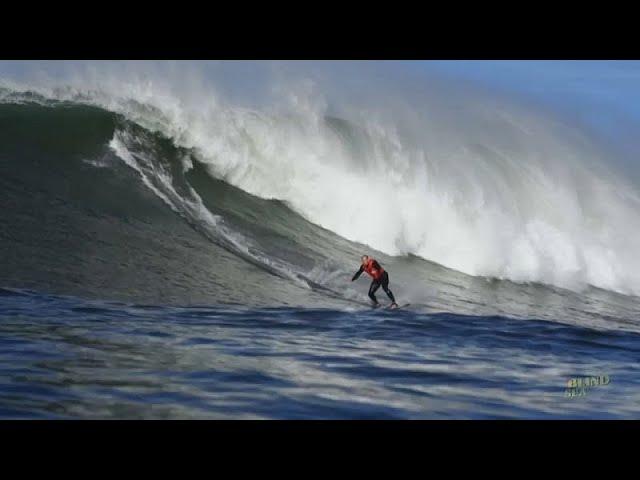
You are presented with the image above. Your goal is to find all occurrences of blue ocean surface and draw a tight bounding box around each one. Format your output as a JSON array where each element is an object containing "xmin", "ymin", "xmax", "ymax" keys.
[{"xmin": 1, "ymin": 288, "xmax": 638, "ymax": 419}]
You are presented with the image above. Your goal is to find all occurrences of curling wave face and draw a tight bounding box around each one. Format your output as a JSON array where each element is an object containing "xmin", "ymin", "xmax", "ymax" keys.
[{"xmin": 1, "ymin": 67, "xmax": 640, "ymax": 331}]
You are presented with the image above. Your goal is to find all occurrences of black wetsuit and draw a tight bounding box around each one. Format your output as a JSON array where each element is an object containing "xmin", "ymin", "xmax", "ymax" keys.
[{"xmin": 352, "ymin": 260, "xmax": 396, "ymax": 305}]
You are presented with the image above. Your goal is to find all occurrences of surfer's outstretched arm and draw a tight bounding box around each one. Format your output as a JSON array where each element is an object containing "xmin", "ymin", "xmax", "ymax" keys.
[{"xmin": 351, "ymin": 265, "xmax": 364, "ymax": 281}]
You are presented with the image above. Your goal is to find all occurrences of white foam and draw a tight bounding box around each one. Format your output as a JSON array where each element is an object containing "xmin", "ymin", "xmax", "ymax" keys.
[{"xmin": 4, "ymin": 65, "xmax": 640, "ymax": 297}]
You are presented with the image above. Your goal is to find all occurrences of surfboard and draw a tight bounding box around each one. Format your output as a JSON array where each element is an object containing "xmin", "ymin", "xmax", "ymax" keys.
[{"xmin": 387, "ymin": 303, "xmax": 410, "ymax": 310}]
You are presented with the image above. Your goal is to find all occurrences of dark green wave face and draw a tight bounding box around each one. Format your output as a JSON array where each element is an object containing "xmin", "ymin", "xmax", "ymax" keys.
[
  {"xmin": 1, "ymin": 99, "xmax": 639, "ymax": 332},
  {"xmin": 0, "ymin": 100, "xmax": 365, "ymax": 307},
  {"xmin": 0, "ymin": 101, "xmax": 294, "ymax": 306}
]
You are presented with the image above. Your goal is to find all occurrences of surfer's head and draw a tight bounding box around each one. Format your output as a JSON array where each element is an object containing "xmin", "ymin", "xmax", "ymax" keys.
[{"xmin": 361, "ymin": 255, "xmax": 369, "ymax": 264}]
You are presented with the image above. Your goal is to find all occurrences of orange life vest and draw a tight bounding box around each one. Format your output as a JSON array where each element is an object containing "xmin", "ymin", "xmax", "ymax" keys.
[{"xmin": 363, "ymin": 258, "xmax": 384, "ymax": 281}]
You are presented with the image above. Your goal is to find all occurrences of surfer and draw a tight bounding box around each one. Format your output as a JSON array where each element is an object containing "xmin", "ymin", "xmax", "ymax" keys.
[{"xmin": 351, "ymin": 255, "xmax": 398, "ymax": 308}]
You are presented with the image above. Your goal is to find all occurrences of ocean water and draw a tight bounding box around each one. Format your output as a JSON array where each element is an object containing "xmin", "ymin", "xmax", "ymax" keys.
[
  {"xmin": 1, "ymin": 64, "xmax": 640, "ymax": 418},
  {"xmin": 2, "ymin": 288, "xmax": 639, "ymax": 419}
]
